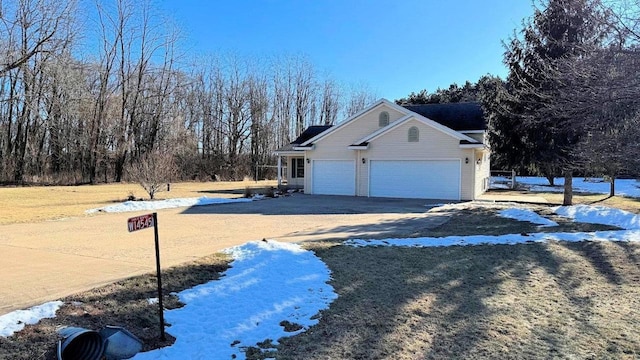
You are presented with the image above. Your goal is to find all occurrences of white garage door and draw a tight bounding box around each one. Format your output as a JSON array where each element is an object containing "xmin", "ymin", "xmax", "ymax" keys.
[
  {"xmin": 369, "ymin": 160, "xmax": 460, "ymax": 200},
  {"xmin": 312, "ymin": 160, "xmax": 355, "ymax": 196}
]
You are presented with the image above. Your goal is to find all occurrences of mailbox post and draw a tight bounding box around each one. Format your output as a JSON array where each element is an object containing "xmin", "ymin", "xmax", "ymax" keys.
[{"xmin": 127, "ymin": 212, "xmax": 166, "ymax": 341}]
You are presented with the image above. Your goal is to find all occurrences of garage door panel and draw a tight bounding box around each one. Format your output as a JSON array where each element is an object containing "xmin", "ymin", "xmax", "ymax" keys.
[
  {"xmin": 312, "ymin": 160, "xmax": 355, "ymax": 196},
  {"xmin": 370, "ymin": 160, "xmax": 460, "ymax": 200}
]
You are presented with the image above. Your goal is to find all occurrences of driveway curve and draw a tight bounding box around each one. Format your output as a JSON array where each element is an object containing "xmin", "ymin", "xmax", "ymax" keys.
[{"xmin": 0, "ymin": 194, "xmax": 452, "ymax": 315}]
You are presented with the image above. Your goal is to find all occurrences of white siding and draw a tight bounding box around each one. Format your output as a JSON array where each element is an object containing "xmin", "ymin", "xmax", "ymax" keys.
[
  {"xmin": 303, "ymin": 106, "xmax": 486, "ymax": 200},
  {"xmin": 305, "ymin": 104, "xmax": 404, "ymax": 192},
  {"xmin": 474, "ymin": 149, "xmax": 491, "ymax": 197},
  {"xmin": 358, "ymin": 118, "xmax": 476, "ymax": 200}
]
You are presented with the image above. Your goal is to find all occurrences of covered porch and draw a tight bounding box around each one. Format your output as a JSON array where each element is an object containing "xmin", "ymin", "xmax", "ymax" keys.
[
  {"xmin": 273, "ymin": 125, "xmax": 332, "ymax": 190},
  {"xmin": 274, "ymin": 152, "xmax": 305, "ymax": 189}
]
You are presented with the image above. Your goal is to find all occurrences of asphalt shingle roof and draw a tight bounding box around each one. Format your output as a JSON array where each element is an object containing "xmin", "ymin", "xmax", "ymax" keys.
[
  {"xmin": 401, "ymin": 102, "xmax": 486, "ymax": 131},
  {"xmin": 275, "ymin": 125, "xmax": 332, "ymax": 152}
]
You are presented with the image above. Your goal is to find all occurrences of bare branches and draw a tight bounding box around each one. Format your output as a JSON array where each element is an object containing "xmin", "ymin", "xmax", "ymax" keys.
[
  {"xmin": 0, "ymin": 1, "xmax": 378, "ymax": 184},
  {"xmin": 127, "ymin": 150, "xmax": 176, "ymax": 200}
]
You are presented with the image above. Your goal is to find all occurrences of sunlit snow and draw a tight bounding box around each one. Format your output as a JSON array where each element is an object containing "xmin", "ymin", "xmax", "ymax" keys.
[
  {"xmin": 0, "ymin": 301, "xmax": 63, "ymax": 337},
  {"xmin": 498, "ymin": 208, "xmax": 558, "ymax": 227},
  {"xmin": 4, "ymin": 204, "xmax": 640, "ymax": 359},
  {"xmin": 133, "ymin": 240, "xmax": 337, "ymax": 360},
  {"xmin": 86, "ymin": 196, "xmax": 253, "ymax": 213},
  {"xmin": 494, "ymin": 176, "xmax": 640, "ymax": 198}
]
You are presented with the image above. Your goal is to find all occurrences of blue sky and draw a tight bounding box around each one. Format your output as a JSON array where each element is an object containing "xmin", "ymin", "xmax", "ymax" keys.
[{"xmin": 158, "ymin": 1, "xmax": 534, "ymax": 101}]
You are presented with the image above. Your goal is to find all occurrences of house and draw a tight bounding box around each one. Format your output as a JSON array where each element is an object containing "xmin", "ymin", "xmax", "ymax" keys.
[{"xmin": 274, "ymin": 99, "xmax": 490, "ymax": 200}]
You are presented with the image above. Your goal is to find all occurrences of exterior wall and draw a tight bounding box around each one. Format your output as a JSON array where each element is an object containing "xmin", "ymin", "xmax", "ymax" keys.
[
  {"xmin": 474, "ymin": 149, "xmax": 491, "ymax": 198},
  {"xmin": 305, "ymin": 104, "xmax": 404, "ymax": 193},
  {"xmin": 285, "ymin": 157, "xmax": 304, "ymax": 188},
  {"xmin": 358, "ymin": 118, "xmax": 476, "ymax": 200},
  {"xmin": 357, "ymin": 150, "xmax": 368, "ymax": 196},
  {"xmin": 304, "ymin": 105, "xmax": 485, "ymax": 200},
  {"xmin": 312, "ymin": 104, "xmax": 406, "ymax": 154}
]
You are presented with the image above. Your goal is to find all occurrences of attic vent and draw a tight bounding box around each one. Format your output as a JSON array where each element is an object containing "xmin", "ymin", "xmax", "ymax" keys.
[
  {"xmin": 408, "ymin": 126, "xmax": 419, "ymax": 142},
  {"xmin": 379, "ymin": 111, "xmax": 389, "ymax": 127}
]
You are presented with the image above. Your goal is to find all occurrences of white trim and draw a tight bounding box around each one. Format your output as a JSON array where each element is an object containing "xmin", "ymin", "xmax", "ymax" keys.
[
  {"xmin": 277, "ymin": 156, "xmax": 282, "ymax": 186},
  {"xmin": 274, "ymin": 150, "xmax": 303, "ymax": 156},
  {"xmin": 293, "ymin": 145, "xmax": 314, "ymax": 150},
  {"xmin": 460, "ymin": 130, "xmax": 486, "ymax": 134},
  {"xmin": 348, "ymin": 145, "xmax": 369, "ymax": 150},
  {"xmin": 300, "ymin": 99, "xmax": 412, "ymax": 146},
  {"xmin": 459, "ymin": 144, "xmax": 484, "ymax": 149},
  {"xmin": 356, "ymin": 150, "xmax": 361, "ymax": 196},
  {"xmin": 367, "ymin": 158, "xmax": 462, "ymax": 200}
]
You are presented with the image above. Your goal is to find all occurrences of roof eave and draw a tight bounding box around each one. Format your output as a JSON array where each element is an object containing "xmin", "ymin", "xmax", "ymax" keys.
[
  {"xmin": 459, "ymin": 144, "xmax": 485, "ymax": 149},
  {"xmin": 274, "ymin": 150, "xmax": 304, "ymax": 156},
  {"xmin": 348, "ymin": 145, "xmax": 369, "ymax": 150}
]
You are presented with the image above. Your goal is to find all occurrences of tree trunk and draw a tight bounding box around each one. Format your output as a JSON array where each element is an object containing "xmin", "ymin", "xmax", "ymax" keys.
[
  {"xmin": 563, "ymin": 170, "xmax": 573, "ymax": 206},
  {"xmin": 114, "ymin": 151, "xmax": 127, "ymax": 182},
  {"xmin": 609, "ymin": 176, "xmax": 615, "ymax": 197},
  {"xmin": 546, "ymin": 174, "xmax": 555, "ymax": 186}
]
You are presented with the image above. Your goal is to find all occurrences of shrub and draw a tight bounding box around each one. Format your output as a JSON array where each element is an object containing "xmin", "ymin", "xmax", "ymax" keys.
[
  {"xmin": 127, "ymin": 151, "xmax": 177, "ymax": 200},
  {"xmin": 264, "ymin": 187, "xmax": 276, "ymax": 198}
]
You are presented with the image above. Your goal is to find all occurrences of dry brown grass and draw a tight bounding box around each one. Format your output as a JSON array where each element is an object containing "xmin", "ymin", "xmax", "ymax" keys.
[
  {"xmin": 0, "ymin": 253, "xmax": 231, "ymax": 360},
  {"xmin": 280, "ymin": 240, "xmax": 640, "ymax": 359},
  {"xmin": 2, "ymin": 187, "xmax": 640, "ymax": 359},
  {"xmin": 0, "ymin": 180, "xmax": 276, "ymax": 225}
]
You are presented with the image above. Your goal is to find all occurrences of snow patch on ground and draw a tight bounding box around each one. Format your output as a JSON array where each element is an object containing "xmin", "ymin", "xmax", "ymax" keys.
[
  {"xmin": 555, "ymin": 204, "xmax": 640, "ymax": 230},
  {"xmin": 514, "ymin": 176, "xmax": 640, "ymax": 198},
  {"xmin": 4, "ymin": 203, "xmax": 639, "ymax": 358},
  {"xmin": 348, "ymin": 204, "xmax": 640, "ymax": 248},
  {"xmin": 134, "ymin": 240, "xmax": 337, "ymax": 360},
  {"xmin": 0, "ymin": 301, "xmax": 63, "ymax": 337},
  {"xmin": 345, "ymin": 229, "xmax": 640, "ymax": 248},
  {"xmin": 86, "ymin": 196, "xmax": 253, "ymax": 213},
  {"xmin": 499, "ymin": 208, "xmax": 558, "ymax": 227}
]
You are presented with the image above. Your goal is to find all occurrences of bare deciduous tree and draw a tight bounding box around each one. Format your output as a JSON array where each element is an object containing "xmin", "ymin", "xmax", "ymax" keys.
[
  {"xmin": 0, "ymin": 0, "xmax": 377, "ymax": 185},
  {"xmin": 127, "ymin": 150, "xmax": 176, "ymax": 200}
]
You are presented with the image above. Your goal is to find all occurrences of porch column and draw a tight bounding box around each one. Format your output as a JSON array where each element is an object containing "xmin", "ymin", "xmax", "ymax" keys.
[{"xmin": 277, "ymin": 155, "xmax": 282, "ymax": 187}]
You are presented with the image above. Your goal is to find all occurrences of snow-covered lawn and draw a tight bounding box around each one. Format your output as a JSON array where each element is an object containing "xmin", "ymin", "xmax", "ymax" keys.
[
  {"xmin": 498, "ymin": 208, "xmax": 558, "ymax": 227},
  {"xmin": 134, "ymin": 240, "xmax": 337, "ymax": 359},
  {"xmin": 493, "ymin": 176, "xmax": 640, "ymax": 198},
  {"xmin": 3, "ymin": 204, "xmax": 640, "ymax": 359},
  {"xmin": 86, "ymin": 196, "xmax": 254, "ymax": 213},
  {"xmin": 347, "ymin": 204, "xmax": 640, "ymax": 248},
  {"xmin": 345, "ymin": 229, "xmax": 640, "ymax": 248},
  {"xmin": 0, "ymin": 301, "xmax": 62, "ymax": 337},
  {"xmin": 555, "ymin": 204, "xmax": 640, "ymax": 229}
]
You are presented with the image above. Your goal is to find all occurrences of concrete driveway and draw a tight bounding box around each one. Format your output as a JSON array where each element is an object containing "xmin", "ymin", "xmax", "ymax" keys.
[{"xmin": 0, "ymin": 194, "xmax": 453, "ymax": 315}]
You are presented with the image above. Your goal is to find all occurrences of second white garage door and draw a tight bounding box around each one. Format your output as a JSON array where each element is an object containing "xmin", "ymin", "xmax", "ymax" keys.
[
  {"xmin": 369, "ymin": 160, "xmax": 460, "ymax": 200},
  {"xmin": 312, "ymin": 160, "xmax": 356, "ymax": 195}
]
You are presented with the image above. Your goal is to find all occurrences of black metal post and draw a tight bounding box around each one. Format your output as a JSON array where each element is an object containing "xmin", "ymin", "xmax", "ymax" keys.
[{"xmin": 152, "ymin": 212, "xmax": 166, "ymax": 341}]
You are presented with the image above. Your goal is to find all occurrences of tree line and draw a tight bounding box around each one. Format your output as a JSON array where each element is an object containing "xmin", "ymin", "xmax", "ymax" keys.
[
  {"xmin": 400, "ymin": 0, "xmax": 640, "ymax": 204},
  {"xmin": 0, "ymin": 0, "xmax": 376, "ymax": 185}
]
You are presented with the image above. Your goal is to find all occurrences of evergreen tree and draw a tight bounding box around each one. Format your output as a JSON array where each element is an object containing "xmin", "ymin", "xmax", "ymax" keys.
[
  {"xmin": 496, "ymin": 0, "xmax": 608, "ymax": 204},
  {"xmin": 396, "ymin": 81, "xmax": 480, "ymax": 105}
]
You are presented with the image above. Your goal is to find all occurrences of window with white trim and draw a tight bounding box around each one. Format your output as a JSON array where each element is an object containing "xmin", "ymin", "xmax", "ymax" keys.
[
  {"xmin": 291, "ymin": 158, "xmax": 305, "ymax": 178},
  {"xmin": 379, "ymin": 111, "xmax": 389, "ymax": 127},
  {"xmin": 408, "ymin": 126, "xmax": 419, "ymax": 142}
]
